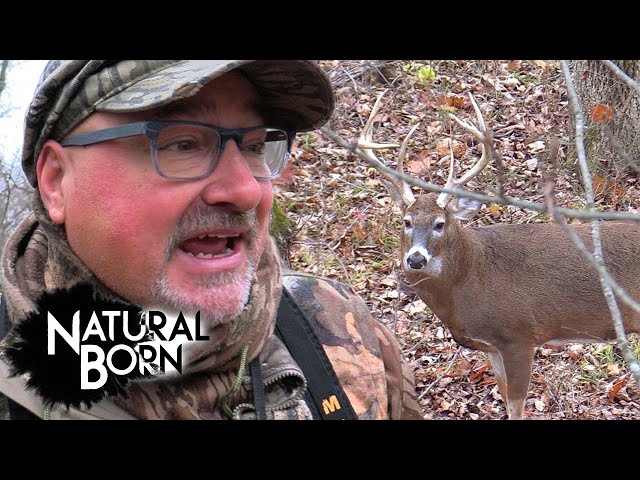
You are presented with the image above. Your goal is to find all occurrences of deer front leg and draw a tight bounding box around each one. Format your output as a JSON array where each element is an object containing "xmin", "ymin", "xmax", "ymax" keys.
[{"xmin": 487, "ymin": 345, "xmax": 535, "ymax": 420}]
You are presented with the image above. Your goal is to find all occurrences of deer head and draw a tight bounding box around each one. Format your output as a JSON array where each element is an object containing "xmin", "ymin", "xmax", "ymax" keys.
[{"xmin": 358, "ymin": 92, "xmax": 489, "ymax": 279}]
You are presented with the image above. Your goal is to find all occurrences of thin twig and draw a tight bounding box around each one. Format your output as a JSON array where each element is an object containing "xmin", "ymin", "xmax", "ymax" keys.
[
  {"xmin": 419, "ymin": 346, "xmax": 463, "ymax": 400},
  {"xmin": 486, "ymin": 130, "xmax": 506, "ymax": 200},
  {"xmin": 341, "ymin": 65, "xmax": 359, "ymax": 93}
]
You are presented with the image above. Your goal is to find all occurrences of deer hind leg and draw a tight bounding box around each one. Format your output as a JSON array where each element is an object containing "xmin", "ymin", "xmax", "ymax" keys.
[{"xmin": 487, "ymin": 345, "xmax": 535, "ymax": 420}]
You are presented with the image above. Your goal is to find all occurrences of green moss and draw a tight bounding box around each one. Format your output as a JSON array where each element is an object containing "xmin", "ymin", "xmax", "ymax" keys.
[{"xmin": 270, "ymin": 202, "xmax": 293, "ymax": 259}]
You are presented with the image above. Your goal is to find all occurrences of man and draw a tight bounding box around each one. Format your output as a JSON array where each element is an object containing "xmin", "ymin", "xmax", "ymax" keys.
[{"xmin": 0, "ymin": 60, "xmax": 422, "ymax": 420}]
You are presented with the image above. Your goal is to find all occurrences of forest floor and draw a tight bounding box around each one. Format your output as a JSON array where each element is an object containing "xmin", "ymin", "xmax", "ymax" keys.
[{"xmin": 274, "ymin": 60, "xmax": 640, "ymax": 420}]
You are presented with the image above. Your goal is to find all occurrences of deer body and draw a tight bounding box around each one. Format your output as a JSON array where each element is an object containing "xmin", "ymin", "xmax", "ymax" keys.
[{"xmin": 402, "ymin": 193, "xmax": 640, "ymax": 419}]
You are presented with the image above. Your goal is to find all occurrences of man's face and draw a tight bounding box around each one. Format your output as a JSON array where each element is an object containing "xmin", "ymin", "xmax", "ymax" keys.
[{"xmin": 48, "ymin": 71, "xmax": 274, "ymax": 326}]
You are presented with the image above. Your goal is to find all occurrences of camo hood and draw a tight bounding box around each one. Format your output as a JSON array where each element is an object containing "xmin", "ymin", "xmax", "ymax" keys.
[{"xmin": 22, "ymin": 60, "xmax": 335, "ymax": 187}]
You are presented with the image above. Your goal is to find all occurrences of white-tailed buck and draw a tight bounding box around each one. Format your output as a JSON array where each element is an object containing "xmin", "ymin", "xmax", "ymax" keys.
[{"xmin": 359, "ymin": 91, "xmax": 640, "ymax": 419}]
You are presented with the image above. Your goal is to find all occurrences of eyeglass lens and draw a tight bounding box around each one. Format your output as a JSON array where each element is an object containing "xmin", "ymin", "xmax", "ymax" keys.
[{"xmin": 153, "ymin": 124, "xmax": 289, "ymax": 180}]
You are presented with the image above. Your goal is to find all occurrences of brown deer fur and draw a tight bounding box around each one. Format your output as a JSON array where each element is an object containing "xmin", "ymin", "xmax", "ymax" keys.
[{"xmin": 401, "ymin": 193, "xmax": 640, "ymax": 419}]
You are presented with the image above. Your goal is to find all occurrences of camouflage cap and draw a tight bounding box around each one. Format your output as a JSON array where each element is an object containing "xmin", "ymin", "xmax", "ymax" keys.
[{"xmin": 22, "ymin": 60, "xmax": 335, "ymax": 187}]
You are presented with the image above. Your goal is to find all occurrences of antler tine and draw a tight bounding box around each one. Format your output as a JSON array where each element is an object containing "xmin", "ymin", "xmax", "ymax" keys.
[
  {"xmin": 437, "ymin": 93, "xmax": 492, "ymax": 208},
  {"xmin": 396, "ymin": 123, "xmax": 420, "ymax": 206},
  {"xmin": 469, "ymin": 92, "xmax": 486, "ymax": 132},
  {"xmin": 358, "ymin": 90, "xmax": 400, "ymax": 151},
  {"xmin": 356, "ymin": 90, "xmax": 417, "ymax": 208}
]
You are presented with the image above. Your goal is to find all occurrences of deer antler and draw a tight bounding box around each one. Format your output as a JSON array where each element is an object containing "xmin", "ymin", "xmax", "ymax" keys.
[
  {"xmin": 357, "ymin": 90, "xmax": 418, "ymax": 208},
  {"xmin": 437, "ymin": 93, "xmax": 492, "ymax": 208}
]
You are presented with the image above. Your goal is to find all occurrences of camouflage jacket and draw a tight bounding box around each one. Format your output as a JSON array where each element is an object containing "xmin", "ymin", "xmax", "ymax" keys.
[
  {"xmin": 280, "ymin": 272, "xmax": 423, "ymax": 420},
  {"xmin": 0, "ymin": 271, "xmax": 423, "ymax": 420}
]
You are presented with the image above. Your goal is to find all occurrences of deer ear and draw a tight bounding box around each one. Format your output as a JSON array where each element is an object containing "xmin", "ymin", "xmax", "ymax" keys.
[{"xmin": 450, "ymin": 196, "xmax": 482, "ymax": 220}]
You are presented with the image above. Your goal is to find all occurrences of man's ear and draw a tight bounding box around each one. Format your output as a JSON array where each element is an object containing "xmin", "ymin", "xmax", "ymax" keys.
[{"xmin": 36, "ymin": 140, "xmax": 69, "ymax": 225}]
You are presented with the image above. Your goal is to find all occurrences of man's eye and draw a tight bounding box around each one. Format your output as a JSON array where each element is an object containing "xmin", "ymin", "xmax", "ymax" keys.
[
  {"xmin": 243, "ymin": 142, "xmax": 266, "ymax": 155},
  {"xmin": 173, "ymin": 140, "xmax": 198, "ymax": 152},
  {"xmin": 159, "ymin": 138, "xmax": 200, "ymax": 152}
]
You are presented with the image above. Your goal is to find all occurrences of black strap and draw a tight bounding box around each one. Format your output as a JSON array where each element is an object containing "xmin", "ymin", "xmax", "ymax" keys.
[
  {"xmin": 0, "ymin": 294, "xmax": 10, "ymax": 341},
  {"xmin": 249, "ymin": 357, "xmax": 266, "ymax": 420},
  {"xmin": 275, "ymin": 287, "xmax": 357, "ymax": 420}
]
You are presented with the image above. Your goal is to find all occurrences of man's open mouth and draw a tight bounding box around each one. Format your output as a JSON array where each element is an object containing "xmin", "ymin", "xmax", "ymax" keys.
[{"xmin": 179, "ymin": 233, "xmax": 242, "ymax": 259}]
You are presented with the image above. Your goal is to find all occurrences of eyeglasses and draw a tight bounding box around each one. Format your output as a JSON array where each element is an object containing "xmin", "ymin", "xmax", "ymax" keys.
[{"xmin": 60, "ymin": 120, "xmax": 294, "ymax": 181}]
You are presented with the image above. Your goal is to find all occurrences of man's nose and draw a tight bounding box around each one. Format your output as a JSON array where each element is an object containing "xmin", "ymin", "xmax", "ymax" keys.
[{"xmin": 199, "ymin": 140, "xmax": 263, "ymax": 211}]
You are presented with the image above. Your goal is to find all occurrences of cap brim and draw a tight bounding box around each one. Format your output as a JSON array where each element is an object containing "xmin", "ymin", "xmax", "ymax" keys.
[{"xmin": 95, "ymin": 60, "xmax": 334, "ymax": 132}]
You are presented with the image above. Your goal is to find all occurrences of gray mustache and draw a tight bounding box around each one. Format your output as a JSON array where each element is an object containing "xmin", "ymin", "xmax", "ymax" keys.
[{"xmin": 169, "ymin": 205, "xmax": 258, "ymax": 250}]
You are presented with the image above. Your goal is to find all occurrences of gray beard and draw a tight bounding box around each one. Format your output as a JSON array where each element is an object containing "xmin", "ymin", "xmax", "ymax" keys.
[
  {"xmin": 149, "ymin": 202, "xmax": 259, "ymax": 326},
  {"xmin": 150, "ymin": 261, "xmax": 256, "ymax": 327}
]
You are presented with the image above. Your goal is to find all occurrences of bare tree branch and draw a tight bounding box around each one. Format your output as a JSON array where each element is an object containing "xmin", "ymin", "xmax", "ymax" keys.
[
  {"xmin": 561, "ymin": 60, "xmax": 640, "ymax": 385},
  {"xmin": 319, "ymin": 125, "xmax": 640, "ymax": 222},
  {"xmin": 602, "ymin": 60, "xmax": 640, "ymax": 98}
]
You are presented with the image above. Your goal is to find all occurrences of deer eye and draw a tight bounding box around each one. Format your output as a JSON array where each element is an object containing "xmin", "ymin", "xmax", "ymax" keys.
[
  {"xmin": 433, "ymin": 220, "xmax": 445, "ymax": 232},
  {"xmin": 403, "ymin": 217, "xmax": 412, "ymax": 229}
]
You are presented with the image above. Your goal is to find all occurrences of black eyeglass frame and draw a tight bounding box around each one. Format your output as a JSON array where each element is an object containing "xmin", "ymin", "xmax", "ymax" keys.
[{"xmin": 60, "ymin": 120, "xmax": 295, "ymax": 181}]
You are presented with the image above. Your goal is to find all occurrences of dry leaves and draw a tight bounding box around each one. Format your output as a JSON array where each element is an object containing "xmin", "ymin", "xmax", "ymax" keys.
[
  {"xmin": 436, "ymin": 138, "xmax": 466, "ymax": 157},
  {"xmin": 609, "ymin": 378, "xmax": 628, "ymax": 403},
  {"xmin": 593, "ymin": 175, "xmax": 624, "ymax": 198}
]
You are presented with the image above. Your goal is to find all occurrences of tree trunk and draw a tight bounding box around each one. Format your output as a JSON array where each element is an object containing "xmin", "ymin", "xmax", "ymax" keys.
[{"xmin": 570, "ymin": 60, "xmax": 640, "ymax": 176}]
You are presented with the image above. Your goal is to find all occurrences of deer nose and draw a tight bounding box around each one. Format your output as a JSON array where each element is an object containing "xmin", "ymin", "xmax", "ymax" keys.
[{"xmin": 407, "ymin": 252, "xmax": 427, "ymax": 270}]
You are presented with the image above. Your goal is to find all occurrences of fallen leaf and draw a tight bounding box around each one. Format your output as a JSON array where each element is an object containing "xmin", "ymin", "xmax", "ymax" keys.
[
  {"xmin": 379, "ymin": 276, "xmax": 396, "ymax": 287},
  {"xmin": 407, "ymin": 299, "xmax": 427, "ymax": 315},
  {"xmin": 456, "ymin": 358, "xmax": 473, "ymax": 375},
  {"xmin": 606, "ymin": 363, "xmax": 620, "ymax": 376},
  {"xmin": 468, "ymin": 363, "xmax": 490, "ymax": 383},
  {"xmin": 534, "ymin": 60, "xmax": 548, "ymax": 72},
  {"xmin": 526, "ymin": 158, "xmax": 538, "ymax": 171},
  {"xmin": 407, "ymin": 159, "xmax": 431, "ymax": 175},
  {"xmin": 593, "ymin": 175, "xmax": 624, "ymax": 197},
  {"xmin": 440, "ymin": 400, "xmax": 453, "ymax": 411},
  {"xmin": 487, "ymin": 204, "xmax": 502, "ymax": 215},
  {"xmin": 417, "ymin": 91, "xmax": 431, "ymax": 105},
  {"xmin": 438, "ymin": 93, "xmax": 465, "ymax": 109},
  {"xmin": 352, "ymin": 223, "xmax": 365, "ymax": 241},
  {"xmin": 507, "ymin": 60, "xmax": 521, "ymax": 72},
  {"xmin": 608, "ymin": 378, "xmax": 627, "ymax": 403},
  {"xmin": 589, "ymin": 103, "xmax": 614, "ymax": 123},
  {"xmin": 436, "ymin": 138, "xmax": 466, "ymax": 158},
  {"xmin": 534, "ymin": 399, "xmax": 545, "ymax": 412},
  {"xmin": 527, "ymin": 140, "xmax": 546, "ymax": 153}
]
